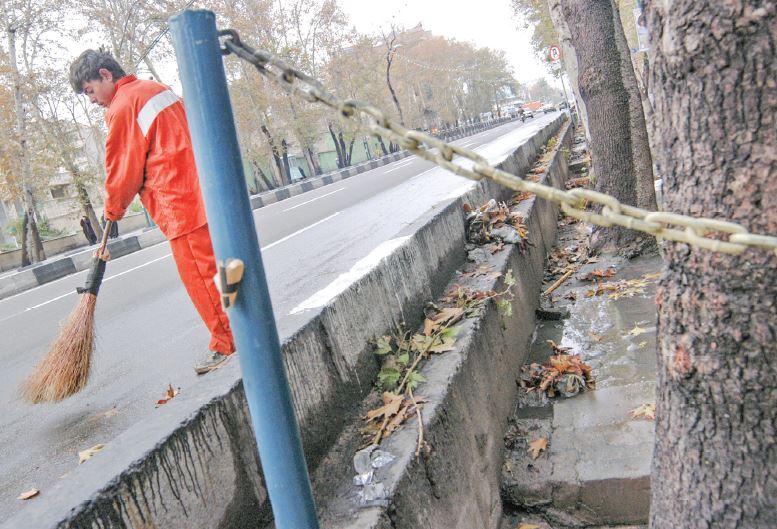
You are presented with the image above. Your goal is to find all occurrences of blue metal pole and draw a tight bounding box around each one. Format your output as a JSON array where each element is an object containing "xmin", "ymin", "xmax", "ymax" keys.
[{"xmin": 169, "ymin": 10, "xmax": 319, "ymax": 529}]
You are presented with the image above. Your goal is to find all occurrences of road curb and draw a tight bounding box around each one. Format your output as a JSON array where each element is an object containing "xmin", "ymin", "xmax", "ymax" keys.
[{"xmin": 0, "ymin": 118, "xmax": 521, "ymax": 301}]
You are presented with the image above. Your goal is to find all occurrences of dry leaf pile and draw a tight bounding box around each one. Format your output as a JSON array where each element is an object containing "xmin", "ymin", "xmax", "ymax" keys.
[
  {"xmin": 463, "ymin": 199, "xmax": 529, "ymax": 249},
  {"xmin": 580, "ymin": 268, "xmax": 616, "ymax": 281},
  {"xmin": 521, "ymin": 342, "xmax": 595, "ymax": 398},
  {"xmin": 585, "ymin": 276, "xmax": 650, "ymax": 300}
]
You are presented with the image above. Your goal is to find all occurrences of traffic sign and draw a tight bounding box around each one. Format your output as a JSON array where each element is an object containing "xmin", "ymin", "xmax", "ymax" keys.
[{"xmin": 549, "ymin": 46, "xmax": 561, "ymax": 62}]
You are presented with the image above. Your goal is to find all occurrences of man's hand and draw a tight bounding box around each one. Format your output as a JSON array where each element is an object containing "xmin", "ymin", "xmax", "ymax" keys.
[{"xmin": 94, "ymin": 248, "xmax": 111, "ymax": 261}]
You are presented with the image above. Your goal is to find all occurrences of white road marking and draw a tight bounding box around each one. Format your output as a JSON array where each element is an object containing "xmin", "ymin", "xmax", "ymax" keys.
[
  {"xmin": 261, "ymin": 211, "xmax": 341, "ymax": 251},
  {"xmin": 12, "ymin": 213, "xmax": 343, "ymax": 316},
  {"xmin": 290, "ymin": 236, "xmax": 411, "ymax": 314},
  {"xmin": 24, "ymin": 254, "xmax": 173, "ymax": 311},
  {"xmin": 282, "ymin": 188, "xmax": 345, "ymax": 212},
  {"xmin": 0, "ymin": 242, "xmax": 169, "ymax": 306},
  {"xmin": 383, "ymin": 160, "xmax": 415, "ymax": 174}
]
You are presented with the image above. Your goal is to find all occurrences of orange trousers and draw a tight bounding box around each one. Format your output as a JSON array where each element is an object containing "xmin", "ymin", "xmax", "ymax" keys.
[{"xmin": 169, "ymin": 224, "xmax": 235, "ymax": 354}]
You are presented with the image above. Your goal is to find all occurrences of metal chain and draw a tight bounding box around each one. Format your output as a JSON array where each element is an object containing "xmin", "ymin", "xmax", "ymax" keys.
[{"xmin": 218, "ymin": 30, "xmax": 777, "ymax": 257}]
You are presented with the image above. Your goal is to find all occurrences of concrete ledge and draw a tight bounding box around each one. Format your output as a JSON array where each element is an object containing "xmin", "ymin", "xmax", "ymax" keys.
[
  {"xmin": 317, "ymin": 119, "xmax": 573, "ymax": 529},
  {"xmin": 3, "ymin": 116, "xmax": 567, "ymax": 529}
]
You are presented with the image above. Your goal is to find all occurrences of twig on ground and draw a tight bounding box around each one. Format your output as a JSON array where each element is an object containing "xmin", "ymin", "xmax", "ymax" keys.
[
  {"xmin": 543, "ymin": 269, "xmax": 573, "ymax": 296},
  {"xmin": 409, "ymin": 387, "xmax": 424, "ymax": 457}
]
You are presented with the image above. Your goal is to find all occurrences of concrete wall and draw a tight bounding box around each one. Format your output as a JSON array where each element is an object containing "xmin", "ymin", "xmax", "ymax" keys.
[{"xmin": 2, "ymin": 116, "xmax": 568, "ymax": 529}]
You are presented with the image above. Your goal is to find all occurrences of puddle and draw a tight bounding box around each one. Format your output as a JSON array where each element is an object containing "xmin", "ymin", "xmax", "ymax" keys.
[{"xmin": 531, "ymin": 243, "xmax": 662, "ymax": 388}]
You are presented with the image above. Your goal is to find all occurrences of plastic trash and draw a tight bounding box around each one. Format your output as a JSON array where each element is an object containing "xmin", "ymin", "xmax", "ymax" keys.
[
  {"xmin": 353, "ymin": 444, "xmax": 377, "ymax": 475},
  {"xmin": 371, "ymin": 450, "xmax": 395, "ymax": 469},
  {"xmin": 360, "ymin": 483, "xmax": 387, "ymax": 502},
  {"xmin": 352, "ymin": 470, "xmax": 374, "ymax": 486}
]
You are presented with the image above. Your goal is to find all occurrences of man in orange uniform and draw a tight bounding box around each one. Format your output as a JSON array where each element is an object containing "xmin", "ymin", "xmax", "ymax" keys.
[{"xmin": 69, "ymin": 49, "xmax": 235, "ymax": 374}]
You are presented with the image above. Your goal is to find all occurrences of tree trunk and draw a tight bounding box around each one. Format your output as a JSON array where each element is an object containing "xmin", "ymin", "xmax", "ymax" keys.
[
  {"xmin": 281, "ymin": 139, "xmax": 291, "ymax": 182},
  {"xmin": 386, "ymin": 51, "xmax": 405, "ymax": 126},
  {"xmin": 337, "ymin": 132, "xmax": 350, "ymax": 166},
  {"xmin": 261, "ymin": 125, "xmax": 289, "ymax": 186},
  {"xmin": 74, "ymin": 179, "xmax": 103, "ymax": 240},
  {"xmin": 252, "ymin": 160, "xmax": 273, "ymax": 191},
  {"xmin": 378, "ymin": 136, "xmax": 389, "ymax": 156},
  {"xmin": 328, "ymin": 122, "xmax": 345, "ymax": 168},
  {"xmin": 305, "ymin": 147, "xmax": 321, "ymax": 176},
  {"xmin": 559, "ymin": 0, "xmax": 653, "ymax": 256},
  {"xmin": 20, "ymin": 211, "xmax": 30, "ymax": 267},
  {"xmin": 647, "ymin": 2, "xmax": 777, "ymax": 528},
  {"xmin": 548, "ymin": 0, "xmax": 592, "ymax": 141},
  {"xmin": 610, "ymin": 0, "xmax": 657, "ymax": 212},
  {"xmin": 7, "ymin": 25, "xmax": 45, "ymax": 264},
  {"xmin": 347, "ymin": 139, "xmax": 355, "ymax": 166}
]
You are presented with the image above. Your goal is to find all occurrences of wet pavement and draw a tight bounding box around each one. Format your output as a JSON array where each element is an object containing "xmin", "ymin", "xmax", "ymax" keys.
[{"xmin": 501, "ymin": 216, "xmax": 661, "ymax": 528}]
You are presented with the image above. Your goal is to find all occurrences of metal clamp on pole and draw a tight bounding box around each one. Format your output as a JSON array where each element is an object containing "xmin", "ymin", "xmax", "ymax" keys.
[{"xmin": 214, "ymin": 258, "xmax": 245, "ymax": 310}]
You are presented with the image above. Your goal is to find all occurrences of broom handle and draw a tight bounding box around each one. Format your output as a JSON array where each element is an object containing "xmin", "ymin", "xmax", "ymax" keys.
[{"xmin": 97, "ymin": 220, "xmax": 112, "ymax": 259}]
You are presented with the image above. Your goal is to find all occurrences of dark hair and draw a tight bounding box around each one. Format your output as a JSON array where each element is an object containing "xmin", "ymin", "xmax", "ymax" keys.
[{"xmin": 69, "ymin": 48, "xmax": 126, "ymax": 93}]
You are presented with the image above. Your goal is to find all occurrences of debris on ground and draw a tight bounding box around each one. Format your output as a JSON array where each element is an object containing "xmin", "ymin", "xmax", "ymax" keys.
[{"xmin": 17, "ymin": 488, "xmax": 40, "ymax": 500}]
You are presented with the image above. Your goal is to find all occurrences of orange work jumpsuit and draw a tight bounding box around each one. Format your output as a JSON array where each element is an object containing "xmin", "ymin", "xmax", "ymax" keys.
[{"xmin": 103, "ymin": 75, "xmax": 235, "ymax": 354}]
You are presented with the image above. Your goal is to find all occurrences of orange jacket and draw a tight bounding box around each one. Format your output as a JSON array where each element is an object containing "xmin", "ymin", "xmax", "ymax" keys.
[{"xmin": 103, "ymin": 75, "xmax": 206, "ymax": 240}]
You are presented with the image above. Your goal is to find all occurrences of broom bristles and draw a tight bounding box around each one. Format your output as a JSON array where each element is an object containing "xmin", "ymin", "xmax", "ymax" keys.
[{"xmin": 21, "ymin": 293, "xmax": 97, "ymax": 404}]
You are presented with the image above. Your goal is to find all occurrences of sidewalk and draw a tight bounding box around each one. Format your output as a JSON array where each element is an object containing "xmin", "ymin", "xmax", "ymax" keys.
[{"xmin": 500, "ymin": 214, "xmax": 660, "ymax": 528}]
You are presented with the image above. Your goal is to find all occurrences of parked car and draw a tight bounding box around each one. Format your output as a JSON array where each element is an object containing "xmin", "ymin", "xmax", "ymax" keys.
[
  {"xmin": 557, "ymin": 101, "xmax": 570, "ymax": 110},
  {"xmin": 522, "ymin": 108, "xmax": 535, "ymax": 118},
  {"xmin": 540, "ymin": 104, "xmax": 555, "ymax": 114}
]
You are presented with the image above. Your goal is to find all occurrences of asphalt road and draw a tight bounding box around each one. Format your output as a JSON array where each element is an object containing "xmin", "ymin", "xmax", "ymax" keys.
[{"xmin": 0, "ymin": 113, "xmax": 560, "ymax": 519}]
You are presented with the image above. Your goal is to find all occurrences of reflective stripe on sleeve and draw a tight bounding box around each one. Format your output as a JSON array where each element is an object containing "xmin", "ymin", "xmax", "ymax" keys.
[{"xmin": 137, "ymin": 90, "xmax": 179, "ymax": 137}]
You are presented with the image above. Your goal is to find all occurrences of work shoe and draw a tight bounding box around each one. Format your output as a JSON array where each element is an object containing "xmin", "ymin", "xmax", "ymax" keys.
[{"xmin": 194, "ymin": 351, "xmax": 231, "ymax": 375}]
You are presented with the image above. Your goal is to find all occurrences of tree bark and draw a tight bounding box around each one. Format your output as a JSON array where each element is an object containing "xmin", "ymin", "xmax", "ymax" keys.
[
  {"xmin": 377, "ymin": 136, "xmax": 389, "ymax": 156},
  {"xmin": 647, "ymin": 2, "xmax": 777, "ymax": 528},
  {"xmin": 280, "ymin": 139, "xmax": 291, "ymax": 182},
  {"xmin": 385, "ymin": 34, "xmax": 405, "ymax": 126},
  {"xmin": 559, "ymin": 0, "xmax": 653, "ymax": 256},
  {"xmin": 6, "ymin": 24, "xmax": 45, "ymax": 264},
  {"xmin": 20, "ymin": 211, "xmax": 30, "ymax": 267},
  {"xmin": 261, "ymin": 125, "xmax": 290, "ymax": 186},
  {"xmin": 610, "ymin": 0, "xmax": 657, "ymax": 211},
  {"xmin": 328, "ymin": 122, "xmax": 345, "ymax": 168}
]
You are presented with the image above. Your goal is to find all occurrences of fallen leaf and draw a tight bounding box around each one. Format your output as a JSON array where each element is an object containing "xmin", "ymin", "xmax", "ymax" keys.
[
  {"xmin": 588, "ymin": 332, "xmax": 603, "ymax": 342},
  {"xmin": 365, "ymin": 392, "xmax": 403, "ymax": 422},
  {"xmin": 17, "ymin": 488, "xmax": 39, "ymax": 500},
  {"xmin": 642, "ymin": 272, "xmax": 661, "ymax": 281},
  {"xmin": 628, "ymin": 324, "xmax": 649, "ymax": 337},
  {"xmin": 528, "ymin": 437, "xmax": 548, "ymax": 459},
  {"xmin": 546, "ymin": 340, "xmax": 571, "ymax": 355},
  {"xmin": 581, "ymin": 268, "xmax": 616, "ymax": 281},
  {"xmin": 518, "ymin": 524, "xmax": 541, "ymax": 529},
  {"xmin": 630, "ymin": 403, "xmax": 656, "ymax": 421},
  {"xmin": 156, "ymin": 384, "xmax": 180, "ymax": 406},
  {"xmin": 102, "ymin": 408, "xmax": 118, "ymax": 418},
  {"xmin": 423, "ymin": 307, "xmax": 464, "ymax": 336},
  {"xmin": 638, "ymin": 341, "xmax": 648, "ymax": 349},
  {"xmin": 78, "ymin": 443, "xmax": 105, "ymax": 464},
  {"xmin": 374, "ymin": 335, "xmax": 393, "ymax": 355}
]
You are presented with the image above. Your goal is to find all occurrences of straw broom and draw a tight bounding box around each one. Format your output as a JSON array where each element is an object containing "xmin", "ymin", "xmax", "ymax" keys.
[{"xmin": 21, "ymin": 221, "xmax": 112, "ymax": 404}]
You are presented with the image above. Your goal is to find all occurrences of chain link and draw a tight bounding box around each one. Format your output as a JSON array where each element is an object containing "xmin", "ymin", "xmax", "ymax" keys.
[{"xmin": 218, "ymin": 30, "xmax": 777, "ymax": 258}]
